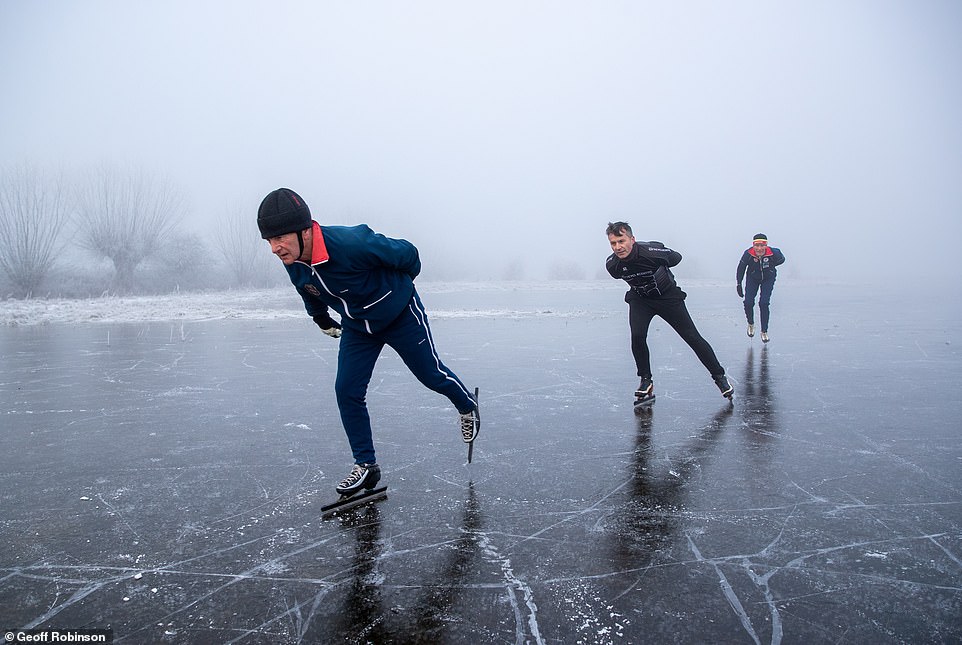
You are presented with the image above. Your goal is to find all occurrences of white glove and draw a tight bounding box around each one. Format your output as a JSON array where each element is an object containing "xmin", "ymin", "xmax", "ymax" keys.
[{"xmin": 321, "ymin": 327, "xmax": 342, "ymax": 338}]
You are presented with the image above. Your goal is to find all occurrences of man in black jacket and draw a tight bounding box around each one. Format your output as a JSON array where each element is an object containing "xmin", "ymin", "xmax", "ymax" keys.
[{"xmin": 605, "ymin": 221, "xmax": 733, "ymax": 406}]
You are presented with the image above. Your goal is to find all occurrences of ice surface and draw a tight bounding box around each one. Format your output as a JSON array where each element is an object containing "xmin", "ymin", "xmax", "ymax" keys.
[
  {"xmin": 0, "ymin": 281, "xmax": 634, "ymax": 327},
  {"xmin": 1, "ymin": 281, "xmax": 961, "ymax": 643}
]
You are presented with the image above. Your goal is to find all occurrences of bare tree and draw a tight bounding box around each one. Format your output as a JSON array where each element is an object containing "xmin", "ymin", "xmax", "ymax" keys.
[
  {"xmin": 211, "ymin": 201, "xmax": 276, "ymax": 288},
  {"xmin": 501, "ymin": 258, "xmax": 527, "ymax": 281},
  {"xmin": 75, "ymin": 166, "xmax": 186, "ymax": 293},
  {"xmin": 0, "ymin": 163, "xmax": 71, "ymax": 298},
  {"xmin": 549, "ymin": 258, "xmax": 587, "ymax": 280}
]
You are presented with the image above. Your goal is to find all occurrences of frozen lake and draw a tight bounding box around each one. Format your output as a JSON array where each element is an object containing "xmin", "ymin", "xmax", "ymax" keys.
[{"xmin": 2, "ymin": 281, "xmax": 961, "ymax": 643}]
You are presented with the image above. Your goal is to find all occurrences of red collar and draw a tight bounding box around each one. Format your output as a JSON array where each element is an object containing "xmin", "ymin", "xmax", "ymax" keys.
[
  {"xmin": 750, "ymin": 246, "xmax": 772, "ymax": 258},
  {"xmin": 311, "ymin": 221, "xmax": 329, "ymax": 264}
]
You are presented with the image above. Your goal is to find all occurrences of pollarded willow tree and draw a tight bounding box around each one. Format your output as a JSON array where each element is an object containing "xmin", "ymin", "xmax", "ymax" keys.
[
  {"xmin": 75, "ymin": 166, "xmax": 187, "ymax": 293},
  {"xmin": 212, "ymin": 202, "xmax": 275, "ymax": 288},
  {"xmin": 0, "ymin": 163, "xmax": 72, "ymax": 298}
]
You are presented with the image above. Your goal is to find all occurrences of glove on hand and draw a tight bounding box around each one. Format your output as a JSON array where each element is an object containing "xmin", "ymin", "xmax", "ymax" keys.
[
  {"xmin": 736, "ymin": 283, "xmax": 744, "ymax": 298},
  {"xmin": 312, "ymin": 314, "xmax": 342, "ymax": 338}
]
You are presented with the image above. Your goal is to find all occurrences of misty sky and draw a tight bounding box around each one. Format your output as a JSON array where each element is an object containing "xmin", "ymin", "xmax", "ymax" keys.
[{"xmin": 2, "ymin": 1, "xmax": 960, "ymax": 284}]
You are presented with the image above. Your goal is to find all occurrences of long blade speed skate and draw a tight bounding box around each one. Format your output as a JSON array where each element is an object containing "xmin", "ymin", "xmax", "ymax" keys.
[
  {"xmin": 321, "ymin": 486, "xmax": 388, "ymax": 518},
  {"xmin": 466, "ymin": 387, "xmax": 480, "ymax": 464},
  {"xmin": 633, "ymin": 378, "xmax": 655, "ymax": 411}
]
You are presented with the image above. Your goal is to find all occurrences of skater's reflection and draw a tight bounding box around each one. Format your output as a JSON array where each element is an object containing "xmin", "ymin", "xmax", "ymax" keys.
[
  {"xmin": 611, "ymin": 406, "xmax": 733, "ymax": 562},
  {"xmin": 740, "ymin": 345, "xmax": 780, "ymax": 451},
  {"xmin": 403, "ymin": 482, "xmax": 483, "ymax": 642},
  {"xmin": 741, "ymin": 345, "xmax": 771, "ymax": 407},
  {"xmin": 327, "ymin": 503, "xmax": 390, "ymax": 642},
  {"xmin": 324, "ymin": 484, "xmax": 485, "ymax": 643}
]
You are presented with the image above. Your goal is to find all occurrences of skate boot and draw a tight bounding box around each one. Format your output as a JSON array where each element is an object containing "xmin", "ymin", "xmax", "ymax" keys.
[
  {"xmin": 634, "ymin": 377, "xmax": 655, "ymax": 407},
  {"xmin": 712, "ymin": 373, "xmax": 734, "ymax": 401},
  {"xmin": 761, "ymin": 331, "xmax": 769, "ymax": 343},
  {"xmin": 747, "ymin": 323, "xmax": 755, "ymax": 338},
  {"xmin": 335, "ymin": 463, "xmax": 381, "ymax": 497},
  {"xmin": 460, "ymin": 405, "xmax": 480, "ymax": 444}
]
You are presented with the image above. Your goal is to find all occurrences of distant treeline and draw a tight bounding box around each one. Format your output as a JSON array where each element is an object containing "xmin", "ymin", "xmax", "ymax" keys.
[
  {"xmin": 0, "ymin": 163, "xmax": 295, "ymax": 299},
  {"xmin": 1, "ymin": 163, "xmax": 603, "ymax": 299}
]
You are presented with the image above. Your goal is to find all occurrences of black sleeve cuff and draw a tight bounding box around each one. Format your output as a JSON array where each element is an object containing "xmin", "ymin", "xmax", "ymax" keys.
[{"xmin": 312, "ymin": 314, "xmax": 341, "ymax": 330}]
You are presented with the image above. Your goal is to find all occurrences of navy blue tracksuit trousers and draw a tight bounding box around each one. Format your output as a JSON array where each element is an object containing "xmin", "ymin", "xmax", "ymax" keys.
[
  {"xmin": 743, "ymin": 275, "xmax": 776, "ymax": 332},
  {"xmin": 334, "ymin": 289, "xmax": 475, "ymax": 465}
]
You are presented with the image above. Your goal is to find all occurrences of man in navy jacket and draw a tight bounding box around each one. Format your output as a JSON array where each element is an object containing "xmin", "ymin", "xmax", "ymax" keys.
[
  {"xmin": 736, "ymin": 233, "xmax": 786, "ymax": 343},
  {"xmin": 258, "ymin": 188, "xmax": 479, "ymax": 497}
]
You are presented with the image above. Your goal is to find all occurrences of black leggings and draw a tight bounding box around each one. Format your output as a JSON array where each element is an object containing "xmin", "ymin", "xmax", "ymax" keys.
[{"xmin": 627, "ymin": 292, "xmax": 725, "ymax": 379}]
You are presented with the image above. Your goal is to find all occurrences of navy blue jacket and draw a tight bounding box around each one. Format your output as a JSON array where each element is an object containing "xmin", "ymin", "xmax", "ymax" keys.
[
  {"xmin": 736, "ymin": 246, "xmax": 785, "ymax": 284},
  {"xmin": 606, "ymin": 241, "xmax": 683, "ymax": 299},
  {"xmin": 286, "ymin": 222, "xmax": 421, "ymax": 334}
]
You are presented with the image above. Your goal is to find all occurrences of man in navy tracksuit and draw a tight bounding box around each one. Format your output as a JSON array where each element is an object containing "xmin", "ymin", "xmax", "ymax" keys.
[
  {"xmin": 605, "ymin": 221, "xmax": 733, "ymax": 406},
  {"xmin": 257, "ymin": 188, "xmax": 479, "ymax": 497},
  {"xmin": 736, "ymin": 233, "xmax": 786, "ymax": 343}
]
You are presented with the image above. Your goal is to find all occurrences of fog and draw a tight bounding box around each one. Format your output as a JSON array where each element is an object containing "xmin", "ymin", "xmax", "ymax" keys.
[{"xmin": 2, "ymin": 1, "xmax": 960, "ymax": 286}]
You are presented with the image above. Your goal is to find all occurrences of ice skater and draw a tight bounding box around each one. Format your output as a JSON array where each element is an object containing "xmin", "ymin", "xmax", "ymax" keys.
[
  {"xmin": 605, "ymin": 221, "xmax": 733, "ymax": 407},
  {"xmin": 257, "ymin": 188, "xmax": 479, "ymax": 499},
  {"xmin": 736, "ymin": 233, "xmax": 785, "ymax": 343}
]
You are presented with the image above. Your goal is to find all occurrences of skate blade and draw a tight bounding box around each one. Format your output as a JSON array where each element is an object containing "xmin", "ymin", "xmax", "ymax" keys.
[
  {"xmin": 466, "ymin": 386, "xmax": 479, "ymax": 464},
  {"xmin": 633, "ymin": 395, "xmax": 655, "ymax": 410},
  {"xmin": 321, "ymin": 486, "xmax": 388, "ymax": 517}
]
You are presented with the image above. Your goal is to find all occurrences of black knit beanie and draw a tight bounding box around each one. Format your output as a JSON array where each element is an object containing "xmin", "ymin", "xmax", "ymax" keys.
[
  {"xmin": 753, "ymin": 233, "xmax": 768, "ymax": 243},
  {"xmin": 257, "ymin": 188, "xmax": 312, "ymax": 239}
]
